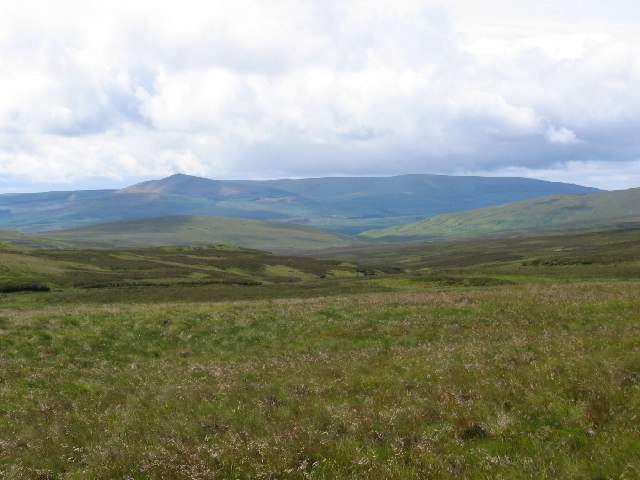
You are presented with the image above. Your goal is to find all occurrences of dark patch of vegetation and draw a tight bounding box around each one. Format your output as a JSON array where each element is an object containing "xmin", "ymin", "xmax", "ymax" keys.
[
  {"xmin": 523, "ymin": 258, "xmax": 593, "ymax": 266},
  {"xmin": 415, "ymin": 275, "xmax": 515, "ymax": 287},
  {"xmin": 80, "ymin": 279, "xmax": 263, "ymax": 289},
  {"xmin": 456, "ymin": 419, "xmax": 490, "ymax": 441},
  {"xmin": 0, "ymin": 283, "xmax": 50, "ymax": 293}
]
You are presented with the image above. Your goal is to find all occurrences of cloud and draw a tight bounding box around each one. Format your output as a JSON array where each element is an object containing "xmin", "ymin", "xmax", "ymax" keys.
[
  {"xmin": 467, "ymin": 159, "xmax": 640, "ymax": 192},
  {"xmin": 545, "ymin": 126, "xmax": 579, "ymax": 145},
  {"xmin": 0, "ymin": 0, "xmax": 639, "ymax": 190}
]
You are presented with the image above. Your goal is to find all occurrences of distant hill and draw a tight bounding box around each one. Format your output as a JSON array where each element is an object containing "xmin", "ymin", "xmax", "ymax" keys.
[
  {"xmin": 0, "ymin": 173, "xmax": 599, "ymax": 233},
  {"xmin": 36, "ymin": 216, "xmax": 361, "ymax": 251},
  {"xmin": 362, "ymin": 187, "xmax": 640, "ymax": 241},
  {"xmin": 0, "ymin": 229, "xmax": 64, "ymax": 249}
]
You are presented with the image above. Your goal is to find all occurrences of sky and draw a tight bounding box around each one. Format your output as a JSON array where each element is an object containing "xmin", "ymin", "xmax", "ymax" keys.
[{"xmin": 0, "ymin": 0, "xmax": 639, "ymax": 192}]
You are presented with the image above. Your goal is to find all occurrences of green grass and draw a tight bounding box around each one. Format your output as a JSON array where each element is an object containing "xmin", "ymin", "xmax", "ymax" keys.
[
  {"xmin": 336, "ymin": 227, "xmax": 640, "ymax": 281},
  {"xmin": 363, "ymin": 187, "xmax": 640, "ymax": 241},
  {"xmin": 1, "ymin": 284, "xmax": 639, "ymax": 478},
  {"xmin": 0, "ymin": 227, "xmax": 639, "ymax": 478}
]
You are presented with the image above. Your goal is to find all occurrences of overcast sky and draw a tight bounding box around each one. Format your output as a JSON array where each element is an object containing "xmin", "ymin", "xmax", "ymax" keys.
[{"xmin": 1, "ymin": 0, "xmax": 639, "ymax": 192}]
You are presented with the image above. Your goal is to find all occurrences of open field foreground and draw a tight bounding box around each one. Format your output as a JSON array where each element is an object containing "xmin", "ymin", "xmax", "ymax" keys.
[
  {"xmin": 1, "ymin": 228, "xmax": 640, "ymax": 478},
  {"xmin": 1, "ymin": 281, "xmax": 639, "ymax": 479}
]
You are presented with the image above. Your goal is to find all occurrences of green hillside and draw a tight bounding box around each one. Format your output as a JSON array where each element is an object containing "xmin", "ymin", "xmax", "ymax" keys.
[
  {"xmin": 362, "ymin": 187, "xmax": 640, "ymax": 241},
  {"xmin": 0, "ymin": 173, "xmax": 598, "ymax": 233},
  {"xmin": 38, "ymin": 215, "xmax": 362, "ymax": 251}
]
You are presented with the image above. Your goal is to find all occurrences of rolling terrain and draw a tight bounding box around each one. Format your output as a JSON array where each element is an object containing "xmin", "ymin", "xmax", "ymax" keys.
[
  {"xmin": 0, "ymin": 242, "xmax": 379, "ymax": 303},
  {"xmin": 2, "ymin": 184, "xmax": 639, "ymax": 252},
  {"xmin": 0, "ymin": 173, "xmax": 598, "ymax": 233},
  {"xmin": 2, "ymin": 226, "xmax": 639, "ymax": 301},
  {"xmin": 363, "ymin": 187, "xmax": 640, "ymax": 241},
  {"xmin": 0, "ymin": 227, "xmax": 639, "ymax": 478},
  {"xmin": 31, "ymin": 215, "xmax": 361, "ymax": 251}
]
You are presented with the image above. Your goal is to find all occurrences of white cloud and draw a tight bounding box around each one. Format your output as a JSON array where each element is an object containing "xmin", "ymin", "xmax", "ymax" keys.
[
  {"xmin": 545, "ymin": 126, "xmax": 579, "ymax": 145},
  {"xmin": 0, "ymin": 0, "xmax": 639, "ymax": 191}
]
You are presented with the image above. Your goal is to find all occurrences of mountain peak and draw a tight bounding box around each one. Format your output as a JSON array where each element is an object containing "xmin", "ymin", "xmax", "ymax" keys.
[
  {"xmin": 165, "ymin": 173, "xmax": 203, "ymax": 180},
  {"xmin": 117, "ymin": 173, "xmax": 221, "ymax": 195}
]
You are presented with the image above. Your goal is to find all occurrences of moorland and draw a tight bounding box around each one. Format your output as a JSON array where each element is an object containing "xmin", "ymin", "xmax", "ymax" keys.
[{"xmin": 1, "ymin": 225, "xmax": 639, "ymax": 478}]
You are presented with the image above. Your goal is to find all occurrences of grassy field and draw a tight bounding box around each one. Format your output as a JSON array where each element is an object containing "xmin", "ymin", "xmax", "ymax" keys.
[
  {"xmin": 330, "ymin": 227, "xmax": 640, "ymax": 282},
  {"xmin": 0, "ymin": 228, "xmax": 639, "ymax": 478}
]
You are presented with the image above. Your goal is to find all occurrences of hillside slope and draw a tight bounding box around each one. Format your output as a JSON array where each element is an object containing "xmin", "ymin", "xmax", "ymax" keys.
[
  {"xmin": 39, "ymin": 215, "xmax": 362, "ymax": 251},
  {"xmin": 259, "ymin": 174, "xmax": 597, "ymax": 216},
  {"xmin": 362, "ymin": 188, "xmax": 640, "ymax": 241}
]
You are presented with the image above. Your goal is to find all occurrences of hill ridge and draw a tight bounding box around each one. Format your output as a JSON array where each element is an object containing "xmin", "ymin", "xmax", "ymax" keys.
[
  {"xmin": 34, "ymin": 215, "xmax": 362, "ymax": 252},
  {"xmin": 362, "ymin": 187, "xmax": 640, "ymax": 241},
  {"xmin": 0, "ymin": 173, "xmax": 599, "ymax": 234}
]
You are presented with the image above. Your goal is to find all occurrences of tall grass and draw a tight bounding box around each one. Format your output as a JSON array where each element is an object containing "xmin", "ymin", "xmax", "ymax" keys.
[{"xmin": 1, "ymin": 283, "xmax": 638, "ymax": 478}]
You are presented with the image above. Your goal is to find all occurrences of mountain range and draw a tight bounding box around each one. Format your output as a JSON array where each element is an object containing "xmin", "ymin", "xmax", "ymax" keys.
[
  {"xmin": 1, "ymin": 174, "xmax": 639, "ymax": 251},
  {"xmin": 0, "ymin": 173, "xmax": 598, "ymax": 233}
]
